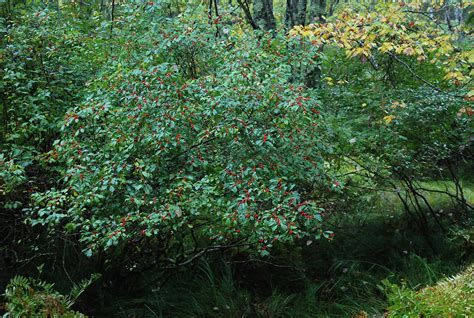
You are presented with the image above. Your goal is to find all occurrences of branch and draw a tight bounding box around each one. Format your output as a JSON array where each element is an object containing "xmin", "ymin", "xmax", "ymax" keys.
[
  {"xmin": 227, "ymin": 258, "xmax": 306, "ymax": 273},
  {"xmin": 169, "ymin": 135, "xmax": 218, "ymax": 162},
  {"xmin": 16, "ymin": 252, "xmax": 55, "ymax": 264},
  {"xmin": 388, "ymin": 52, "xmax": 464, "ymax": 99},
  {"xmin": 414, "ymin": 185, "xmax": 473, "ymax": 210},
  {"xmin": 165, "ymin": 240, "xmax": 252, "ymax": 268},
  {"xmin": 236, "ymin": 0, "xmax": 259, "ymax": 30}
]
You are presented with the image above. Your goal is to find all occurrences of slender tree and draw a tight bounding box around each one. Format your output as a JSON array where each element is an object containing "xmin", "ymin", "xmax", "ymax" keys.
[
  {"xmin": 309, "ymin": 0, "xmax": 325, "ymax": 23},
  {"xmin": 285, "ymin": 0, "xmax": 308, "ymax": 29},
  {"xmin": 236, "ymin": 0, "xmax": 259, "ymax": 29},
  {"xmin": 253, "ymin": 0, "xmax": 276, "ymax": 30}
]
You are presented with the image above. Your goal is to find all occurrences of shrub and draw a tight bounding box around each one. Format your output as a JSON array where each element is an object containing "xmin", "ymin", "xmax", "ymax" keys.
[
  {"xmin": 28, "ymin": 9, "xmax": 334, "ymax": 265},
  {"xmin": 3, "ymin": 274, "xmax": 98, "ymax": 317}
]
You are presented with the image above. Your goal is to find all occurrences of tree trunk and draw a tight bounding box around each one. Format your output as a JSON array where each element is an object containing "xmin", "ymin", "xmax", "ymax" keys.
[
  {"xmin": 309, "ymin": 0, "xmax": 325, "ymax": 23},
  {"xmin": 297, "ymin": 0, "xmax": 307, "ymax": 25},
  {"xmin": 285, "ymin": 0, "xmax": 308, "ymax": 29},
  {"xmin": 236, "ymin": 0, "xmax": 259, "ymax": 30},
  {"xmin": 110, "ymin": 0, "xmax": 115, "ymax": 33},
  {"xmin": 253, "ymin": 0, "xmax": 276, "ymax": 30}
]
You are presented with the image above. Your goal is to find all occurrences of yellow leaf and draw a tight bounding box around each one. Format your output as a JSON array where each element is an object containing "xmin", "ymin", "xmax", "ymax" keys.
[
  {"xmin": 379, "ymin": 42, "xmax": 394, "ymax": 53},
  {"xmin": 383, "ymin": 115, "xmax": 396, "ymax": 124}
]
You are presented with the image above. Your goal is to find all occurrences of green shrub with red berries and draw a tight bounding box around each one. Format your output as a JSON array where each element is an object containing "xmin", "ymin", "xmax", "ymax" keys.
[{"xmin": 28, "ymin": 9, "xmax": 334, "ymax": 262}]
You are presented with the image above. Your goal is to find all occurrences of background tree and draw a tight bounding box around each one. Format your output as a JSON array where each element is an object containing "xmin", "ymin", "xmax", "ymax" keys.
[
  {"xmin": 285, "ymin": 0, "xmax": 308, "ymax": 28},
  {"xmin": 253, "ymin": 0, "xmax": 276, "ymax": 30}
]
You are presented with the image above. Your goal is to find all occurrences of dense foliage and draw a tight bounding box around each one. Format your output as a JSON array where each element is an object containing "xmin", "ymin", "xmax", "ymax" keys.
[
  {"xmin": 1, "ymin": 0, "xmax": 472, "ymax": 316},
  {"xmin": 30, "ymin": 15, "xmax": 332, "ymax": 258}
]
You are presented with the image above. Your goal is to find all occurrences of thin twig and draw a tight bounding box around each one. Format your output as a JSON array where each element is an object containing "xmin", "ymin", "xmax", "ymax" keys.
[{"xmin": 388, "ymin": 52, "xmax": 464, "ymax": 99}]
